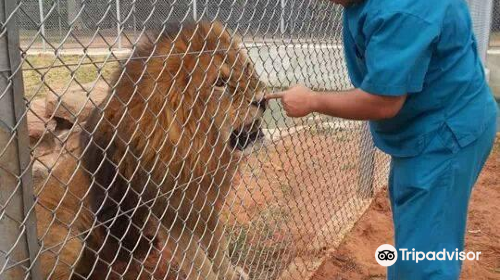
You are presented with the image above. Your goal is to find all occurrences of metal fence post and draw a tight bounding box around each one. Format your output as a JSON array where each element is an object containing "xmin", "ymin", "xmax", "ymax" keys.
[
  {"xmin": 0, "ymin": 1, "xmax": 42, "ymax": 279},
  {"xmin": 116, "ymin": 0, "xmax": 122, "ymax": 49},
  {"xmin": 132, "ymin": 0, "xmax": 137, "ymax": 42},
  {"xmin": 57, "ymin": 0, "xmax": 62, "ymax": 39},
  {"xmin": 280, "ymin": 0, "xmax": 286, "ymax": 35},
  {"xmin": 67, "ymin": 0, "xmax": 83, "ymax": 30},
  {"xmin": 357, "ymin": 122, "xmax": 376, "ymax": 198},
  {"xmin": 193, "ymin": 0, "xmax": 198, "ymax": 21},
  {"xmin": 37, "ymin": 0, "xmax": 46, "ymax": 51}
]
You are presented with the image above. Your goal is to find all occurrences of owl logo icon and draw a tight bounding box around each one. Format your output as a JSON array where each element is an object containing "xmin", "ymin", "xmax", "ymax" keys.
[{"xmin": 375, "ymin": 244, "xmax": 398, "ymax": 266}]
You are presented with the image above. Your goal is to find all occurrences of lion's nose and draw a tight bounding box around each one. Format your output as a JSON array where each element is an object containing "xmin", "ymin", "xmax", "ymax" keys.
[{"xmin": 251, "ymin": 99, "xmax": 267, "ymax": 111}]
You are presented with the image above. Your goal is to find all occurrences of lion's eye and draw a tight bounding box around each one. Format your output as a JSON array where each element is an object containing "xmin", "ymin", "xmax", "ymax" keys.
[{"xmin": 215, "ymin": 77, "xmax": 227, "ymax": 87}]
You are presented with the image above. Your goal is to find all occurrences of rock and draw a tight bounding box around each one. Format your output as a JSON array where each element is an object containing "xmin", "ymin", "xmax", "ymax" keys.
[
  {"xmin": 27, "ymin": 99, "xmax": 57, "ymax": 157},
  {"xmin": 45, "ymin": 81, "xmax": 110, "ymax": 124},
  {"xmin": 32, "ymin": 160, "xmax": 49, "ymax": 188},
  {"xmin": 55, "ymin": 126, "xmax": 82, "ymax": 153}
]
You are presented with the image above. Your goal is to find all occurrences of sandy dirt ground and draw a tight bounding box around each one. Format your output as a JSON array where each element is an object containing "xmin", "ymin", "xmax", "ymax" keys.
[
  {"xmin": 310, "ymin": 135, "xmax": 500, "ymax": 280},
  {"xmin": 222, "ymin": 123, "xmax": 391, "ymax": 280}
]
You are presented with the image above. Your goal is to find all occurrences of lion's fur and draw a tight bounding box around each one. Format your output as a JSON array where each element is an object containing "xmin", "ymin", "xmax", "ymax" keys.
[{"xmin": 37, "ymin": 21, "xmax": 265, "ymax": 280}]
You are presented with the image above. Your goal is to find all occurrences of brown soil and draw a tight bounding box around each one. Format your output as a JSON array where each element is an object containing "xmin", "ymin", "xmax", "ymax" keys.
[
  {"xmin": 33, "ymin": 118, "xmax": 391, "ymax": 280},
  {"xmin": 310, "ymin": 136, "xmax": 500, "ymax": 280},
  {"xmin": 223, "ymin": 123, "xmax": 391, "ymax": 280}
]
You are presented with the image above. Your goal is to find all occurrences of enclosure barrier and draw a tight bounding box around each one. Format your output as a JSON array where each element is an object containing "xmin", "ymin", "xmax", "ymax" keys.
[
  {"xmin": 489, "ymin": 0, "xmax": 500, "ymax": 47},
  {"xmin": 0, "ymin": 1, "xmax": 491, "ymax": 280},
  {"xmin": 468, "ymin": 0, "xmax": 493, "ymax": 63}
]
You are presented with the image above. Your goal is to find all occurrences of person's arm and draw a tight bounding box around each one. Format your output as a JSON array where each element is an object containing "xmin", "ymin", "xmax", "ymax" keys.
[
  {"xmin": 265, "ymin": 85, "xmax": 407, "ymax": 121},
  {"xmin": 266, "ymin": 13, "xmax": 438, "ymax": 121}
]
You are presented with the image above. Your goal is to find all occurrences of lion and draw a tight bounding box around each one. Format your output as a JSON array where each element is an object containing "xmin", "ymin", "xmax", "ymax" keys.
[{"xmin": 36, "ymin": 21, "xmax": 267, "ymax": 280}]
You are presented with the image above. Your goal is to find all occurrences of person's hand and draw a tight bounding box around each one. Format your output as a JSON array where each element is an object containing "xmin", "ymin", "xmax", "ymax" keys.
[{"xmin": 265, "ymin": 85, "xmax": 317, "ymax": 118}]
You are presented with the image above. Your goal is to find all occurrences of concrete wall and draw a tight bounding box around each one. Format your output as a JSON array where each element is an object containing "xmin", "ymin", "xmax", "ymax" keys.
[
  {"xmin": 487, "ymin": 49, "xmax": 500, "ymax": 99},
  {"xmin": 486, "ymin": 50, "xmax": 500, "ymax": 131}
]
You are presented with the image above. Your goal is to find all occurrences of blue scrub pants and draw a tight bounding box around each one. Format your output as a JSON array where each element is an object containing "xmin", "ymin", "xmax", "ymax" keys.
[{"xmin": 387, "ymin": 120, "xmax": 497, "ymax": 280}]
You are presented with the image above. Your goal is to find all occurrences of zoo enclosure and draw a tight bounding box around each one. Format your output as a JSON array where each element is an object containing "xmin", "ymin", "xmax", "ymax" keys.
[
  {"xmin": 490, "ymin": 0, "xmax": 500, "ymax": 46},
  {"xmin": 0, "ymin": 1, "xmax": 494, "ymax": 280}
]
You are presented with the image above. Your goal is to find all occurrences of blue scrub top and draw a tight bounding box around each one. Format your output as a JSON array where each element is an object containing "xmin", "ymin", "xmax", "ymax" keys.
[{"xmin": 343, "ymin": 0, "xmax": 498, "ymax": 157}]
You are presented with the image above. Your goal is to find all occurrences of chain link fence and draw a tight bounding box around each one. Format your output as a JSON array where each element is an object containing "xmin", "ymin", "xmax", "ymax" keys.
[
  {"xmin": 490, "ymin": 0, "xmax": 500, "ymax": 47},
  {"xmin": 2, "ymin": 1, "xmax": 387, "ymax": 279},
  {"xmin": 0, "ymin": 1, "xmax": 493, "ymax": 280},
  {"xmin": 18, "ymin": 0, "xmax": 343, "ymax": 50},
  {"xmin": 467, "ymin": 0, "xmax": 493, "ymax": 62}
]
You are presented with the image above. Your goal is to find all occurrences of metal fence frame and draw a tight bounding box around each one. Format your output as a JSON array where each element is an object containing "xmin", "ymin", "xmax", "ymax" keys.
[
  {"xmin": 20, "ymin": 0, "xmax": 346, "ymax": 51},
  {"xmin": 0, "ymin": 1, "xmax": 41, "ymax": 279},
  {"xmin": 21, "ymin": 0, "xmax": 499, "ymax": 53}
]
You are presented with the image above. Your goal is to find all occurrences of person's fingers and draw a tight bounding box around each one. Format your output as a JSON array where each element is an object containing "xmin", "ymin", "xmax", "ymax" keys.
[{"xmin": 265, "ymin": 92, "xmax": 285, "ymax": 100}]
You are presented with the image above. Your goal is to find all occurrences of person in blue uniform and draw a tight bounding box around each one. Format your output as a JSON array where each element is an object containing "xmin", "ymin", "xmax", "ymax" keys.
[{"xmin": 266, "ymin": 0, "xmax": 498, "ymax": 279}]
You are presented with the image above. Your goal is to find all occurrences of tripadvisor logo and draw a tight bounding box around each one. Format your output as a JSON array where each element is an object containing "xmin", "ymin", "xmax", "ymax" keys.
[
  {"xmin": 399, "ymin": 248, "xmax": 481, "ymax": 263},
  {"xmin": 375, "ymin": 244, "xmax": 482, "ymax": 267},
  {"xmin": 375, "ymin": 244, "xmax": 397, "ymax": 267}
]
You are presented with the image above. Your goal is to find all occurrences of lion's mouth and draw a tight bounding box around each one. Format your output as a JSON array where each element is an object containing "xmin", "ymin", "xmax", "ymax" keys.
[{"xmin": 230, "ymin": 121, "xmax": 264, "ymax": 151}]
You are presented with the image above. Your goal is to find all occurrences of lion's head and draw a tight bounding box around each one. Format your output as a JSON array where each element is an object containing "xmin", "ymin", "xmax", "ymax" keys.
[
  {"xmin": 105, "ymin": 21, "xmax": 266, "ymax": 161},
  {"xmin": 173, "ymin": 21, "xmax": 267, "ymax": 152}
]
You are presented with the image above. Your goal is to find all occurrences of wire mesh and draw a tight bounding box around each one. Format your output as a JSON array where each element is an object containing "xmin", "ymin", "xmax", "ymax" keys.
[
  {"xmin": 467, "ymin": 0, "xmax": 493, "ymax": 63},
  {"xmin": 2, "ymin": 1, "xmax": 393, "ymax": 280},
  {"xmin": 490, "ymin": 0, "xmax": 500, "ymax": 47}
]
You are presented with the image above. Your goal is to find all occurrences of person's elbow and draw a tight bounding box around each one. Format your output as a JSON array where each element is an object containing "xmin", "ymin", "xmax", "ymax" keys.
[
  {"xmin": 375, "ymin": 104, "xmax": 402, "ymax": 119},
  {"xmin": 370, "ymin": 94, "xmax": 407, "ymax": 120}
]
